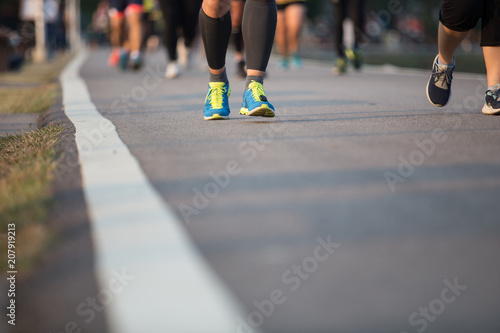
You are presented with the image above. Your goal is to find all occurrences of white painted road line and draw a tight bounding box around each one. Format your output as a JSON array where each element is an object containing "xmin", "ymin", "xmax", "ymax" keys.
[{"xmin": 61, "ymin": 50, "xmax": 246, "ymax": 333}]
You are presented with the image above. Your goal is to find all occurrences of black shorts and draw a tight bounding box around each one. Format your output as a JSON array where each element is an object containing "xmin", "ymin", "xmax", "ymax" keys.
[
  {"xmin": 109, "ymin": 0, "xmax": 143, "ymax": 13},
  {"xmin": 277, "ymin": 1, "xmax": 306, "ymax": 11},
  {"xmin": 440, "ymin": 0, "xmax": 500, "ymax": 46}
]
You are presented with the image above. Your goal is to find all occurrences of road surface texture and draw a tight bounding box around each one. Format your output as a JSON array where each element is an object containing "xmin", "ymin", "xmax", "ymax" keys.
[
  {"xmin": 0, "ymin": 114, "xmax": 38, "ymax": 137},
  {"xmin": 22, "ymin": 48, "xmax": 500, "ymax": 333}
]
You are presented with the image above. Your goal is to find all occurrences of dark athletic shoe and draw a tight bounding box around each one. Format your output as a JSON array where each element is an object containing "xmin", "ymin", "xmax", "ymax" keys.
[
  {"xmin": 118, "ymin": 50, "xmax": 129, "ymax": 71},
  {"xmin": 482, "ymin": 84, "xmax": 500, "ymax": 115},
  {"xmin": 129, "ymin": 54, "xmax": 143, "ymax": 71},
  {"xmin": 426, "ymin": 55, "xmax": 454, "ymax": 107},
  {"xmin": 236, "ymin": 60, "xmax": 246, "ymax": 78}
]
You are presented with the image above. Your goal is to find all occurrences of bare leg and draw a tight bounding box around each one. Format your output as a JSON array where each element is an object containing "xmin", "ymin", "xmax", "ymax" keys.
[
  {"xmin": 110, "ymin": 15, "xmax": 124, "ymax": 51},
  {"xmin": 202, "ymin": 0, "xmax": 232, "ymax": 19},
  {"xmin": 231, "ymin": 0, "xmax": 245, "ymax": 62},
  {"xmin": 438, "ymin": 22, "xmax": 469, "ymax": 65},
  {"xmin": 284, "ymin": 4, "xmax": 305, "ymax": 55},
  {"xmin": 126, "ymin": 12, "xmax": 142, "ymax": 53},
  {"xmin": 483, "ymin": 46, "xmax": 500, "ymax": 87},
  {"xmin": 275, "ymin": 10, "xmax": 287, "ymax": 58},
  {"xmin": 231, "ymin": 1, "xmax": 244, "ymax": 31}
]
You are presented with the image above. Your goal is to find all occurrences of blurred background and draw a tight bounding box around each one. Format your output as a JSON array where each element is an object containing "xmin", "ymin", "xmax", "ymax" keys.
[{"xmin": 0, "ymin": 0, "xmax": 485, "ymax": 74}]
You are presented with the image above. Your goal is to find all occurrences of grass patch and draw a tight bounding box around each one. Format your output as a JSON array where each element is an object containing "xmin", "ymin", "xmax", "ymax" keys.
[
  {"xmin": 0, "ymin": 53, "xmax": 72, "ymax": 85},
  {"xmin": 0, "ymin": 53, "xmax": 71, "ymax": 115},
  {"xmin": 0, "ymin": 54, "xmax": 71, "ymax": 273},
  {"xmin": 0, "ymin": 125, "xmax": 64, "ymax": 271},
  {"xmin": 0, "ymin": 83, "xmax": 57, "ymax": 114}
]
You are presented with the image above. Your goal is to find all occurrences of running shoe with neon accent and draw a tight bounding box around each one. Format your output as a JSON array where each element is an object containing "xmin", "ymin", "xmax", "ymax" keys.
[
  {"xmin": 108, "ymin": 49, "xmax": 120, "ymax": 67},
  {"xmin": 482, "ymin": 84, "xmax": 500, "ymax": 115},
  {"xmin": 332, "ymin": 58, "xmax": 347, "ymax": 75},
  {"xmin": 426, "ymin": 55, "xmax": 454, "ymax": 107},
  {"xmin": 204, "ymin": 81, "xmax": 231, "ymax": 120},
  {"xmin": 346, "ymin": 48, "xmax": 362, "ymax": 70},
  {"xmin": 239, "ymin": 81, "xmax": 275, "ymax": 117}
]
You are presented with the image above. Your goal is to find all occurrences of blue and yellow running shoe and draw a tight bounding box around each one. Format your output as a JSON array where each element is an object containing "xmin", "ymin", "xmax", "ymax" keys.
[
  {"xmin": 239, "ymin": 81, "xmax": 275, "ymax": 117},
  {"xmin": 204, "ymin": 81, "xmax": 231, "ymax": 120}
]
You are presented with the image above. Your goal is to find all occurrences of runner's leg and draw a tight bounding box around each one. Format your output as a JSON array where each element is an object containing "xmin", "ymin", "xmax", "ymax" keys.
[
  {"xmin": 199, "ymin": 0, "xmax": 232, "ymax": 120},
  {"xmin": 199, "ymin": 0, "xmax": 232, "ymax": 81},
  {"xmin": 243, "ymin": 0, "xmax": 277, "ymax": 81},
  {"xmin": 284, "ymin": 2, "xmax": 305, "ymax": 68}
]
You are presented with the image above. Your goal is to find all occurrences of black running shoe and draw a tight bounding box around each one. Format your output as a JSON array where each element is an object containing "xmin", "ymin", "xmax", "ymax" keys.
[
  {"xmin": 426, "ymin": 55, "xmax": 454, "ymax": 107},
  {"xmin": 236, "ymin": 60, "xmax": 246, "ymax": 78},
  {"xmin": 482, "ymin": 84, "xmax": 500, "ymax": 115},
  {"xmin": 118, "ymin": 51, "xmax": 129, "ymax": 71},
  {"xmin": 129, "ymin": 54, "xmax": 143, "ymax": 71}
]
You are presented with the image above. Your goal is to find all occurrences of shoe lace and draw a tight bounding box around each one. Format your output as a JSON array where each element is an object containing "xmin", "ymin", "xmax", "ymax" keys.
[
  {"xmin": 487, "ymin": 85, "xmax": 500, "ymax": 100},
  {"xmin": 433, "ymin": 66, "xmax": 453, "ymax": 86},
  {"xmin": 249, "ymin": 81, "xmax": 267, "ymax": 102},
  {"xmin": 487, "ymin": 90, "xmax": 499, "ymax": 101},
  {"xmin": 207, "ymin": 85, "xmax": 227, "ymax": 109}
]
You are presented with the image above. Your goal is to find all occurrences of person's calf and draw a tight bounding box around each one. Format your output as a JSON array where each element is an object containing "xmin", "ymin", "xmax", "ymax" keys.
[{"xmin": 243, "ymin": 0, "xmax": 277, "ymax": 73}]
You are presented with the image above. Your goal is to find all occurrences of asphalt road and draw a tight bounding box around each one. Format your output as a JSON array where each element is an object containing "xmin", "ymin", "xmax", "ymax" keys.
[{"xmin": 65, "ymin": 48, "xmax": 500, "ymax": 333}]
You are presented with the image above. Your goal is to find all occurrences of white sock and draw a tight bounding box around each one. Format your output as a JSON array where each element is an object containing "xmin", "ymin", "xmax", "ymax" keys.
[
  {"xmin": 488, "ymin": 84, "xmax": 500, "ymax": 90},
  {"xmin": 130, "ymin": 50, "xmax": 140, "ymax": 59},
  {"xmin": 437, "ymin": 56, "xmax": 455, "ymax": 67}
]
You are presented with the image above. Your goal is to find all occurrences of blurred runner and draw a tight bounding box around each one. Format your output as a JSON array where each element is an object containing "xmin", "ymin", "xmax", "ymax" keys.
[
  {"xmin": 44, "ymin": 0, "xmax": 60, "ymax": 58},
  {"xmin": 141, "ymin": 0, "xmax": 161, "ymax": 52},
  {"xmin": 158, "ymin": 0, "xmax": 202, "ymax": 79},
  {"xmin": 275, "ymin": 0, "xmax": 306, "ymax": 70},
  {"xmin": 332, "ymin": 0, "xmax": 365, "ymax": 74},
  {"xmin": 231, "ymin": 0, "xmax": 246, "ymax": 78},
  {"xmin": 426, "ymin": 0, "xmax": 500, "ymax": 115},
  {"xmin": 108, "ymin": 0, "xmax": 144, "ymax": 70},
  {"xmin": 199, "ymin": 0, "xmax": 277, "ymax": 120},
  {"xmin": 92, "ymin": 1, "xmax": 109, "ymax": 46}
]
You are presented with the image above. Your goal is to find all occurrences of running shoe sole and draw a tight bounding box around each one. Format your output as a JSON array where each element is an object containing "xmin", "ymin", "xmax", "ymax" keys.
[
  {"xmin": 482, "ymin": 103, "xmax": 500, "ymax": 115},
  {"xmin": 240, "ymin": 106, "xmax": 275, "ymax": 117},
  {"xmin": 204, "ymin": 114, "xmax": 230, "ymax": 120}
]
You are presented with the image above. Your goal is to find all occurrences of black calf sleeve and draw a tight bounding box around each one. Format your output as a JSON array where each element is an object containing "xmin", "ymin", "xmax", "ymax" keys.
[
  {"xmin": 199, "ymin": 9, "xmax": 232, "ymax": 70},
  {"xmin": 242, "ymin": 0, "xmax": 277, "ymax": 72}
]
